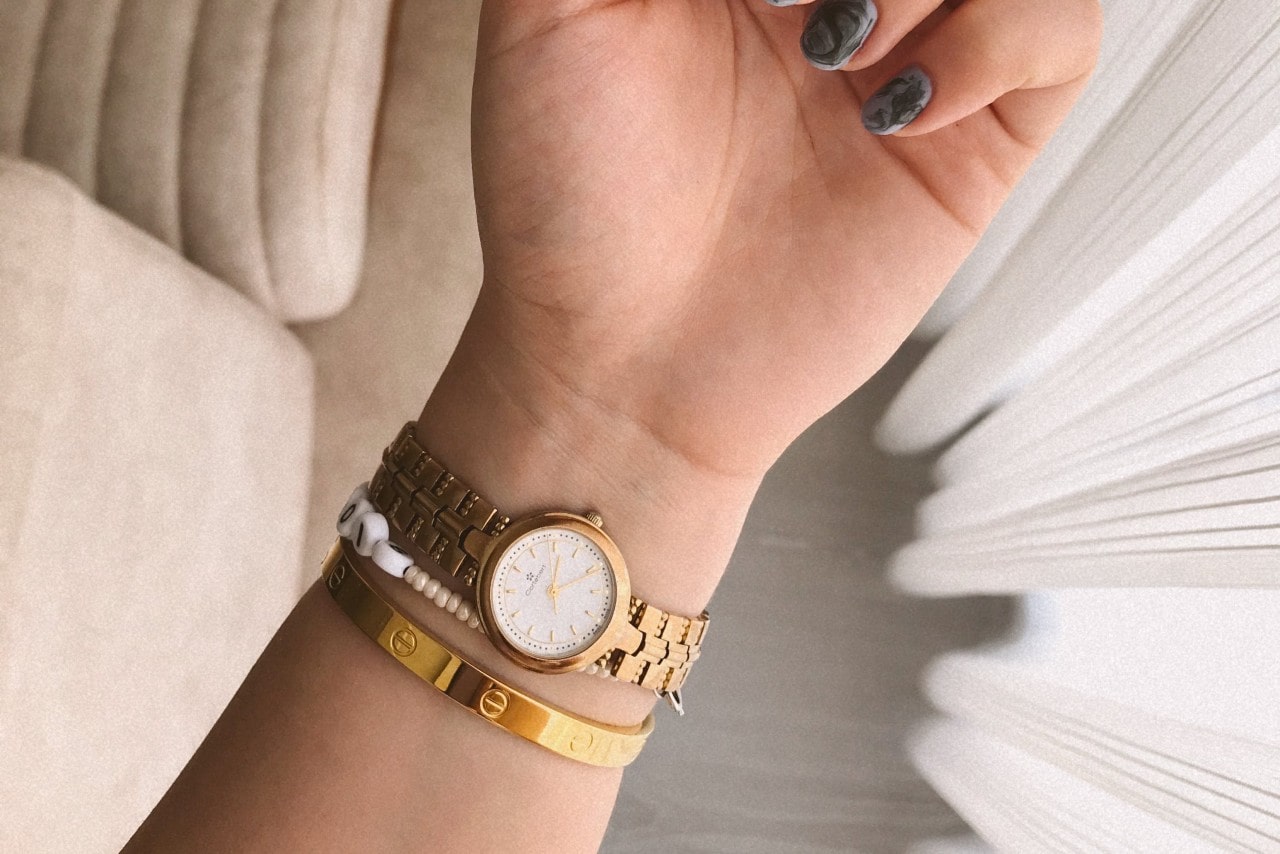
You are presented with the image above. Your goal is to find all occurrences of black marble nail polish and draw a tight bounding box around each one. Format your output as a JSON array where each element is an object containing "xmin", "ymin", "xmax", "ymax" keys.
[
  {"xmin": 862, "ymin": 66, "xmax": 933, "ymax": 135},
  {"xmin": 801, "ymin": 0, "xmax": 878, "ymax": 71},
  {"xmin": 765, "ymin": 0, "xmax": 803, "ymax": 6}
]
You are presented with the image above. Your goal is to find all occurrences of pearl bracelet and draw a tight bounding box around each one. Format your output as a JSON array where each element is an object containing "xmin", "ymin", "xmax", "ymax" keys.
[{"xmin": 337, "ymin": 483, "xmax": 613, "ymax": 678}]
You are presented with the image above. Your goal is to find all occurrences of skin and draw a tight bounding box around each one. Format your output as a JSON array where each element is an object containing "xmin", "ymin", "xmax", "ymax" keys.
[{"xmin": 124, "ymin": 0, "xmax": 1101, "ymax": 851}]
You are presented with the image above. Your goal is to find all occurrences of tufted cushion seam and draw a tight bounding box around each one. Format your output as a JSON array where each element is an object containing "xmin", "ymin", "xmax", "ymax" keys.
[
  {"xmin": 21, "ymin": 0, "xmax": 122, "ymax": 193},
  {"xmin": 0, "ymin": 0, "xmax": 54, "ymax": 152},
  {"xmin": 87, "ymin": 0, "xmax": 127, "ymax": 199},
  {"xmin": 315, "ymin": 0, "xmax": 344, "ymax": 299},
  {"xmin": 254, "ymin": 0, "xmax": 287, "ymax": 307}
]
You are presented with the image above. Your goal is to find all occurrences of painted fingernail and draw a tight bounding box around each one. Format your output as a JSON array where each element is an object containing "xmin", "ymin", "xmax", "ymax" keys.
[
  {"xmin": 765, "ymin": 0, "xmax": 803, "ymax": 6},
  {"xmin": 861, "ymin": 66, "xmax": 933, "ymax": 135},
  {"xmin": 800, "ymin": 0, "xmax": 878, "ymax": 71}
]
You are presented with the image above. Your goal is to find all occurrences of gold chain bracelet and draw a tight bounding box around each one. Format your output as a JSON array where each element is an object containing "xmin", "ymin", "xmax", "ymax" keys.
[{"xmin": 321, "ymin": 538, "xmax": 654, "ymax": 767}]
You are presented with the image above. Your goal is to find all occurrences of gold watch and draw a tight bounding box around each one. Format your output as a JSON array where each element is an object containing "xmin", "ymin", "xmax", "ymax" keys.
[{"xmin": 366, "ymin": 421, "xmax": 709, "ymax": 713}]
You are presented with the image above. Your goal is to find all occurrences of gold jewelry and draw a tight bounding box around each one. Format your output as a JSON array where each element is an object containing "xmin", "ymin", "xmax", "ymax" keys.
[
  {"xmin": 367, "ymin": 422, "xmax": 709, "ymax": 712},
  {"xmin": 321, "ymin": 538, "xmax": 654, "ymax": 767}
]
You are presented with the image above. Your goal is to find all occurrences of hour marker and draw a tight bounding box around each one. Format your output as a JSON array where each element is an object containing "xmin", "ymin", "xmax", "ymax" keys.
[
  {"xmin": 591, "ymin": 589, "xmax": 602, "ymax": 595},
  {"xmin": 528, "ymin": 624, "xmax": 536, "ymax": 637},
  {"xmin": 552, "ymin": 540, "xmax": 558, "ymax": 553},
  {"xmin": 571, "ymin": 625, "xmax": 579, "ymax": 636},
  {"xmin": 550, "ymin": 629, "xmax": 556, "ymax": 643},
  {"xmin": 505, "ymin": 588, "xmax": 517, "ymax": 594},
  {"xmin": 511, "ymin": 609, "xmax": 521, "ymax": 620},
  {"xmin": 585, "ymin": 610, "xmax": 598, "ymax": 619},
  {"xmin": 572, "ymin": 546, "xmax": 581, "ymax": 558}
]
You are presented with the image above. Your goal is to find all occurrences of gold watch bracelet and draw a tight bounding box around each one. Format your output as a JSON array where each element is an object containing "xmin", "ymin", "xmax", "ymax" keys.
[
  {"xmin": 321, "ymin": 537, "xmax": 654, "ymax": 767},
  {"xmin": 368, "ymin": 421, "xmax": 710, "ymax": 703}
]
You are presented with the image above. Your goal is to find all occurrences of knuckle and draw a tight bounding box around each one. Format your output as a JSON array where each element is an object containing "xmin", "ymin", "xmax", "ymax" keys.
[
  {"xmin": 1064, "ymin": 0, "xmax": 1105, "ymax": 76},
  {"xmin": 965, "ymin": 9, "xmax": 1020, "ymax": 76}
]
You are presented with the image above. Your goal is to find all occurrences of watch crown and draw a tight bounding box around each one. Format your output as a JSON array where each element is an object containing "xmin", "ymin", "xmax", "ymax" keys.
[{"xmin": 584, "ymin": 511, "xmax": 604, "ymax": 529}]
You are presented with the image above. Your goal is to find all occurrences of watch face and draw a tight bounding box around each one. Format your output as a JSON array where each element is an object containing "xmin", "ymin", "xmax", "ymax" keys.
[{"xmin": 487, "ymin": 526, "xmax": 618, "ymax": 661}]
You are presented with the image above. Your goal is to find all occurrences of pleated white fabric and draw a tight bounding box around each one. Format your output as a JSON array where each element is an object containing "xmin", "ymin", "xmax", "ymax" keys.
[
  {"xmin": 881, "ymin": 0, "xmax": 1280, "ymax": 850},
  {"xmin": 880, "ymin": 0, "xmax": 1280, "ymax": 451}
]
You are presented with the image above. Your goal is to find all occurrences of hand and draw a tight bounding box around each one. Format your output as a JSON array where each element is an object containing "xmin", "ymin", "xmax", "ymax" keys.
[
  {"xmin": 555, "ymin": 565, "xmax": 601, "ymax": 594},
  {"xmin": 456, "ymin": 0, "xmax": 1102, "ymax": 479},
  {"xmin": 419, "ymin": 0, "xmax": 1101, "ymax": 622},
  {"xmin": 548, "ymin": 553, "xmax": 563, "ymax": 613}
]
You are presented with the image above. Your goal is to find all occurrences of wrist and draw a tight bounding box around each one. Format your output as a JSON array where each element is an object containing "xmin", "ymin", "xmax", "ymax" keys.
[
  {"xmin": 417, "ymin": 299, "xmax": 764, "ymax": 619},
  {"xmin": 391, "ymin": 301, "xmax": 760, "ymax": 724}
]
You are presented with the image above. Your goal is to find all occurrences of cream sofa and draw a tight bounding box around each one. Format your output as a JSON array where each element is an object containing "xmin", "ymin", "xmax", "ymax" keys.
[{"xmin": 0, "ymin": 2, "xmax": 488, "ymax": 850}]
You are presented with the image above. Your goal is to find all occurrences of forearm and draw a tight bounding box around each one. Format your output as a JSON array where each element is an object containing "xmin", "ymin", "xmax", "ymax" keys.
[
  {"xmin": 127, "ymin": 581, "xmax": 628, "ymax": 853},
  {"xmin": 125, "ymin": 310, "xmax": 761, "ymax": 853}
]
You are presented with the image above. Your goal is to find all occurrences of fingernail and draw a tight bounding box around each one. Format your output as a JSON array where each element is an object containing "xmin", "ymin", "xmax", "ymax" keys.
[
  {"xmin": 800, "ymin": 0, "xmax": 878, "ymax": 71},
  {"xmin": 765, "ymin": 0, "xmax": 803, "ymax": 6},
  {"xmin": 862, "ymin": 65, "xmax": 933, "ymax": 135}
]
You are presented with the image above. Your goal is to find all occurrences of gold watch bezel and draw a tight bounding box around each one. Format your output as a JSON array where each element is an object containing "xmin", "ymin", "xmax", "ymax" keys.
[{"xmin": 474, "ymin": 511, "xmax": 631, "ymax": 675}]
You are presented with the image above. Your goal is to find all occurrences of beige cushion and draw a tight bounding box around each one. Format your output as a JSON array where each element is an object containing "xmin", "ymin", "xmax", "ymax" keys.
[
  {"xmin": 0, "ymin": 156, "xmax": 314, "ymax": 852},
  {"xmin": 0, "ymin": 0, "xmax": 392, "ymax": 321}
]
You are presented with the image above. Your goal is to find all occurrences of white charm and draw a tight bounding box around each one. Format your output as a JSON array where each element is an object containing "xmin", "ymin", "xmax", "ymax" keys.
[
  {"xmin": 337, "ymin": 490, "xmax": 374, "ymax": 538},
  {"xmin": 372, "ymin": 540, "xmax": 413, "ymax": 578},
  {"xmin": 353, "ymin": 511, "xmax": 389, "ymax": 556}
]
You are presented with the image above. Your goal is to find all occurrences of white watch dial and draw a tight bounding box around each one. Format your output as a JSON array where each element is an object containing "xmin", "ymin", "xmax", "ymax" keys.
[{"xmin": 488, "ymin": 527, "xmax": 618, "ymax": 660}]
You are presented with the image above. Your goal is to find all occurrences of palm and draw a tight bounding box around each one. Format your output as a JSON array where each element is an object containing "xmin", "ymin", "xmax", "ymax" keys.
[{"xmin": 471, "ymin": 1, "xmax": 1077, "ymax": 471}]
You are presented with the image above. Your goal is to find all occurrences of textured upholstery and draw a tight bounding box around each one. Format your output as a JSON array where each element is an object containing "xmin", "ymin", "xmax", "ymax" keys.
[
  {"xmin": 0, "ymin": 0, "xmax": 392, "ymax": 321},
  {"xmin": 294, "ymin": 0, "xmax": 485, "ymax": 567},
  {"xmin": 0, "ymin": 156, "xmax": 315, "ymax": 851},
  {"xmin": 0, "ymin": 2, "xmax": 485, "ymax": 849}
]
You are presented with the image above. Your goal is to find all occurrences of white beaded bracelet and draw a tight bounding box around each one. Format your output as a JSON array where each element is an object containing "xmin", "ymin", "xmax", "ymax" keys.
[{"xmin": 336, "ymin": 483, "xmax": 613, "ymax": 677}]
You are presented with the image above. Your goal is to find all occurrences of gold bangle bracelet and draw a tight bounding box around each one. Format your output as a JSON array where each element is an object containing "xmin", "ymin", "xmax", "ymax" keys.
[{"xmin": 320, "ymin": 538, "xmax": 654, "ymax": 768}]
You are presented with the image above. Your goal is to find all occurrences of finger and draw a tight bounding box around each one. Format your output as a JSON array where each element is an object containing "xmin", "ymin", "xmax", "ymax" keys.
[
  {"xmin": 858, "ymin": 0, "xmax": 1102, "ymax": 140},
  {"xmin": 793, "ymin": 0, "xmax": 953, "ymax": 73}
]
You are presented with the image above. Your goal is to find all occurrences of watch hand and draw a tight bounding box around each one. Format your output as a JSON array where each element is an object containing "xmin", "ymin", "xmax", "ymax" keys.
[
  {"xmin": 548, "ymin": 553, "xmax": 563, "ymax": 594},
  {"xmin": 556, "ymin": 565, "xmax": 600, "ymax": 592},
  {"xmin": 549, "ymin": 554, "xmax": 563, "ymax": 614}
]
